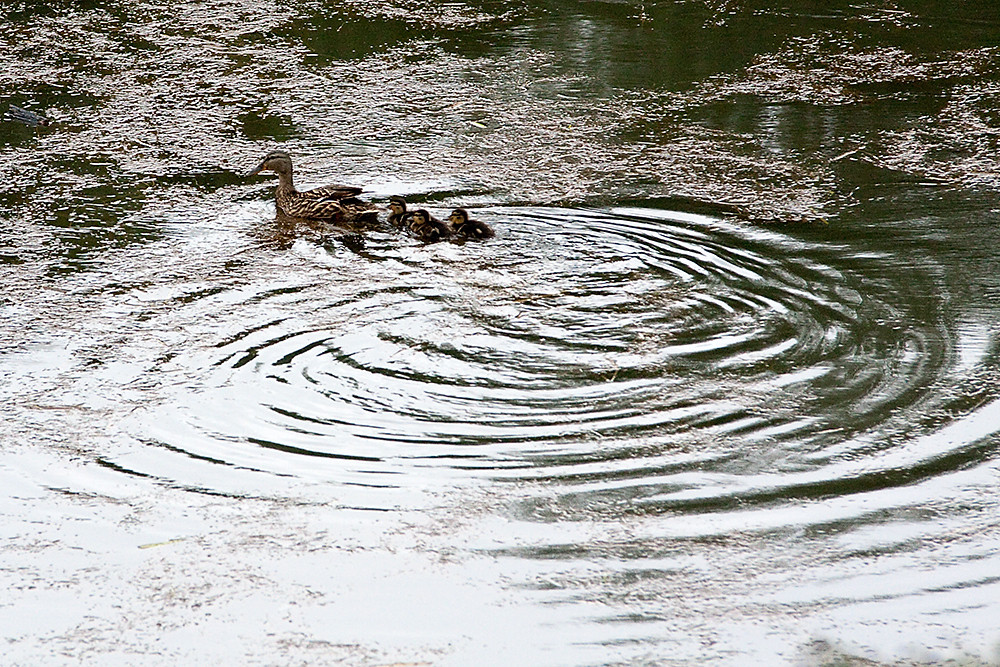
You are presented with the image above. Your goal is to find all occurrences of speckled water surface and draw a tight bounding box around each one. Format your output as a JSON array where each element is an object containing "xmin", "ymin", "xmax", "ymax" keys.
[{"xmin": 4, "ymin": 1, "xmax": 1000, "ymax": 665}]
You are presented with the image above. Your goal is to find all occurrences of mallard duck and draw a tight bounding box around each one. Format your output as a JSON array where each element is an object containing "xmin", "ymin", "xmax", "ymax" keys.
[
  {"xmin": 408, "ymin": 209, "xmax": 451, "ymax": 243},
  {"xmin": 387, "ymin": 195, "xmax": 414, "ymax": 229},
  {"xmin": 246, "ymin": 150, "xmax": 377, "ymax": 224},
  {"xmin": 448, "ymin": 208, "xmax": 494, "ymax": 240}
]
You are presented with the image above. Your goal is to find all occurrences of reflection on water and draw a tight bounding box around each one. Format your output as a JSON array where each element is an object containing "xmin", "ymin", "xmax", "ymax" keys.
[{"xmin": 4, "ymin": 1, "xmax": 1000, "ymax": 665}]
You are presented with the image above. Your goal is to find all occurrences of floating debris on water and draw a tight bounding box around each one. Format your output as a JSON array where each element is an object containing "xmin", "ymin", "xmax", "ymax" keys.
[{"xmin": 3, "ymin": 104, "xmax": 52, "ymax": 127}]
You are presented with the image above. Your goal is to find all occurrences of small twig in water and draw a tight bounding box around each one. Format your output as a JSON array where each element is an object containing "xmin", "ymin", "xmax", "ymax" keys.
[{"xmin": 3, "ymin": 104, "xmax": 53, "ymax": 127}]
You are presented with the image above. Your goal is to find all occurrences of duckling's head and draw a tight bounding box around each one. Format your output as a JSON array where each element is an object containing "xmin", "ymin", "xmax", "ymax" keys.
[
  {"xmin": 448, "ymin": 208, "xmax": 469, "ymax": 225},
  {"xmin": 246, "ymin": 150, "xmax": 293, "ymax": 178},
  {"xmin": 388, "ymin": 196, "xmax": 408, "ymax": 216},
  {"xmin": 412, "ymin": 209, "xmax": 430, "ymax": 225}
]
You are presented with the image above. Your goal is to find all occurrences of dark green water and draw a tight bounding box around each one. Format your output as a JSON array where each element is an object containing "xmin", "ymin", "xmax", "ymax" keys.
[{"xmin": 4, "ymin": 1, "xmax": 1000, "ymax": 665}]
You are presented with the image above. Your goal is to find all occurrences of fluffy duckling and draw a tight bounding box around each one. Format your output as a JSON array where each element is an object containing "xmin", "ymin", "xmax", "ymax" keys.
[
  {"xmin": 387, "ymin": 195, "xmax": 414, "ymax": 229},
  {"xmin": 448, "ymin": 208, "xmax": 494, "ymax": 240},
  {"xmin": 408, "ymin": 209, "xmax": 451, "ymax": 243},
  {"xmin": 246, "ymin": 150, "xmax": 377, "ymax": 224}
]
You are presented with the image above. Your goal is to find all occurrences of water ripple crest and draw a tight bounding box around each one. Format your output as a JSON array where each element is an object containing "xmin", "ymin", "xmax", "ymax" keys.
[{"xmin": 130, "ymin": 207, "xmax": 964, "ymax": 513}]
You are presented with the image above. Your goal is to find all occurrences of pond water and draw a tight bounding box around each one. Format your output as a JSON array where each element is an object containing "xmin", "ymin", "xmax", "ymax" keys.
[{"xmin": 3, "ymin": 1, "xmax": 1000, "ymax": 665}]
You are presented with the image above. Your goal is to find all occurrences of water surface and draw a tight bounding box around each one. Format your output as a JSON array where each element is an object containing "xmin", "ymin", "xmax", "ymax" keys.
[{"xmin": 3, "ymin": 1, "xmax": 1000, "ymax": 665}]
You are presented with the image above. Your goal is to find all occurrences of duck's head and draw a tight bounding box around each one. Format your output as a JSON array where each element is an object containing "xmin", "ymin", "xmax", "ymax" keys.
[
  {"xmin": 388, "ymin": 196, "xmax": 408, "ymax": 216},
  {"xmin": 412, "ymin": 209, "xmax": 431, "ymax": 225},
  {"xmin": 246, "ymin": 150, "xmax": 293, "ymax": 177},
  {"xmin": 448, "ymin": 208, "xmax": 469, "ymax": 226}
]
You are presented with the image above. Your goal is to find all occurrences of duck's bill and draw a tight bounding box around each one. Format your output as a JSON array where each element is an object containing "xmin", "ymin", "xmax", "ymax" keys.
[{"xmin": 244, "ymin": 161, "xmax": 266, "ymax": 177}]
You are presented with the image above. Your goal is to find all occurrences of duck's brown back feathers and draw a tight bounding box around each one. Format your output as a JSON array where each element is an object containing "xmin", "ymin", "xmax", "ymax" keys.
[{"xmin": 453, "ymin": 219, "xmax": 495, "ymax": 239}]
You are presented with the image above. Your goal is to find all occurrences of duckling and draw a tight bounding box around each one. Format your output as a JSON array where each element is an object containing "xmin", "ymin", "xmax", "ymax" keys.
[
  {"xmin": 246, "ymin": 150, "xmax": 377, "ymax": 224},
  {"xmin": 448, "ymin": 208, "xmax": 494, "ymax": 240},
  {"xmin": 408, "ymin": 209, "xmax": 451, "ymax": 243},
  {"xmin": 387, "ymin": 195, "xmax": 414, "ymax": 229}
]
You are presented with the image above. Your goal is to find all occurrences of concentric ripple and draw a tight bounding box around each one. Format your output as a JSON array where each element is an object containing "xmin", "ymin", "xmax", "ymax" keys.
[{"xmin": 124, "ymin": 206, "xmax": 965, "ymax": 511}]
